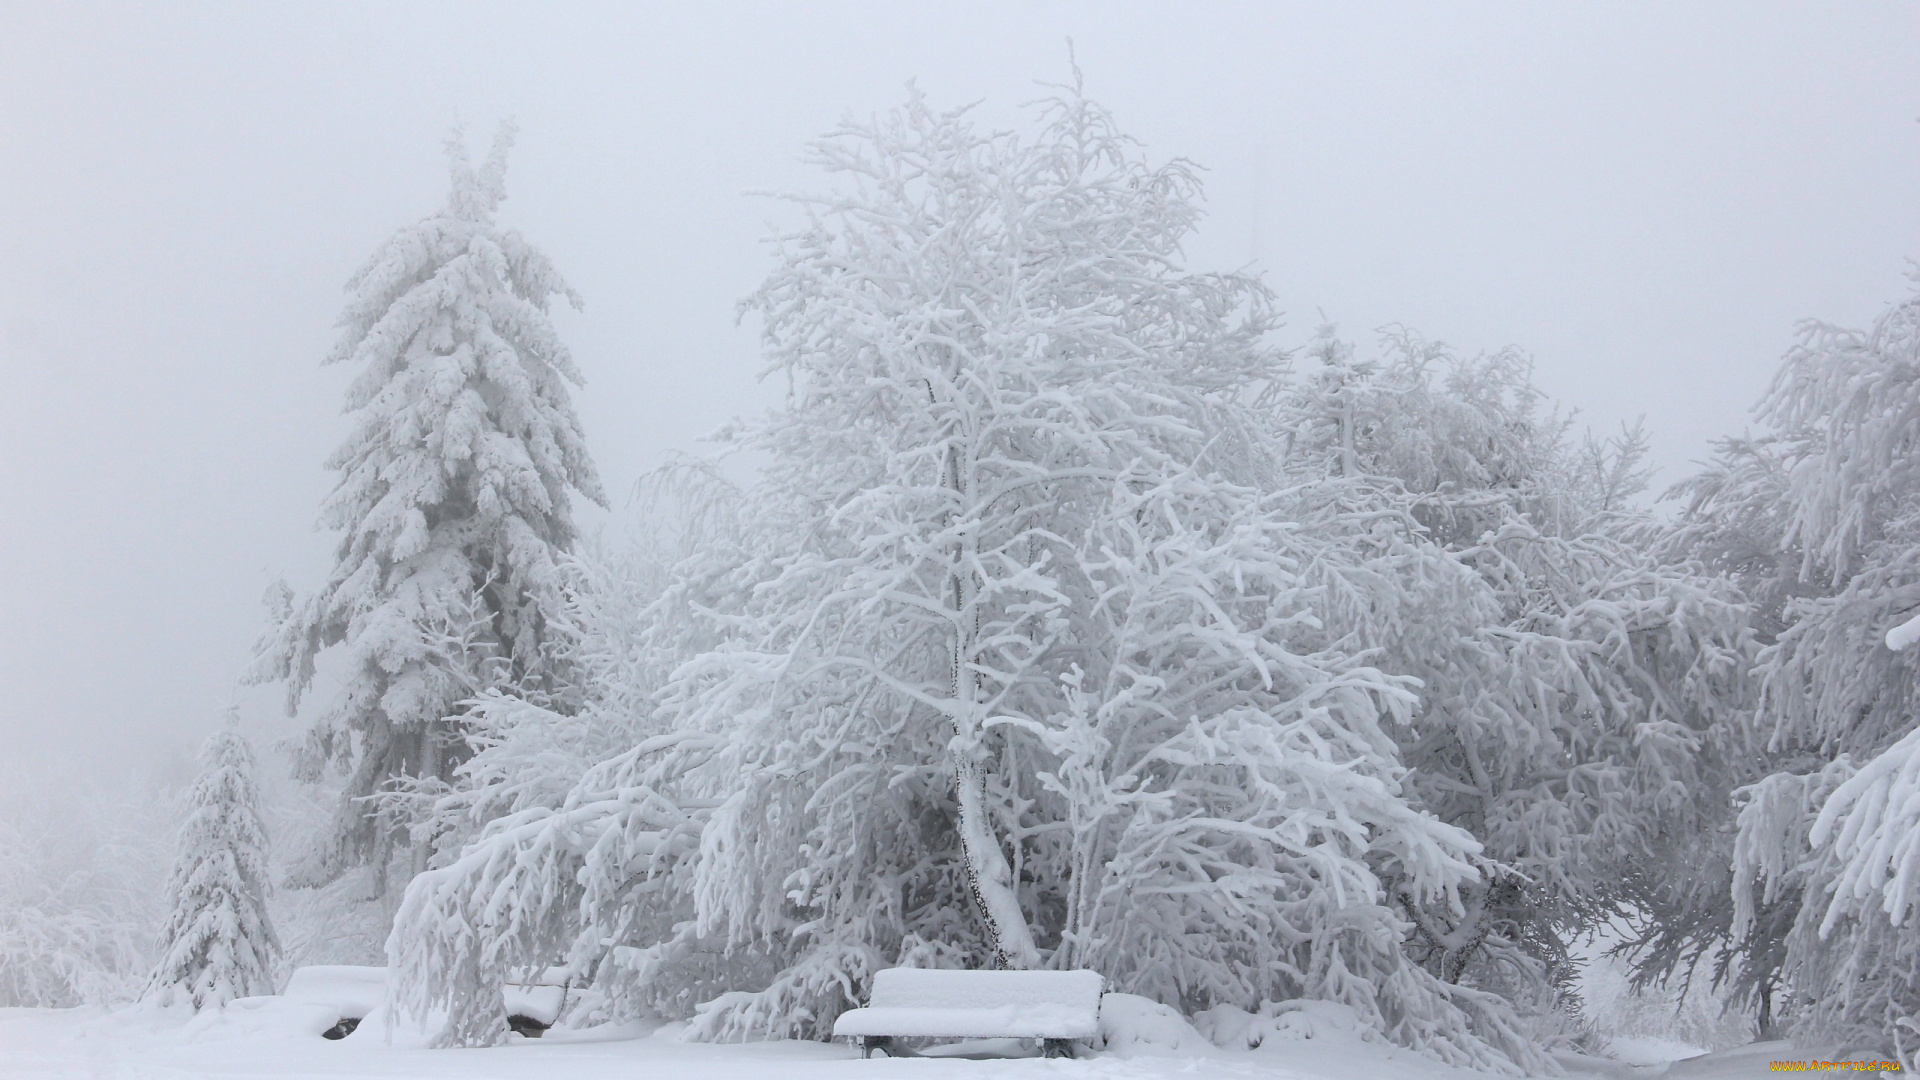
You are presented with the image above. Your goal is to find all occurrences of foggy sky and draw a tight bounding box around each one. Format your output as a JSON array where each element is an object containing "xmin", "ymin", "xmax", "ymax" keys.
[{"xmin": 3, "ymin": 1, "xmax": 1915, "ymax": 777}]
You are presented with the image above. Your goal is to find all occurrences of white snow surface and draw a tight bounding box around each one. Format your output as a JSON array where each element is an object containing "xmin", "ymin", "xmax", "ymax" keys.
[
  {"xmin": 1603, "ymin": 1036, "xmax": 1710, "ymax": 1067},
  {"xmin": 0, "ymin": 1001, "xmax": 1526, "ymax": 1080}
]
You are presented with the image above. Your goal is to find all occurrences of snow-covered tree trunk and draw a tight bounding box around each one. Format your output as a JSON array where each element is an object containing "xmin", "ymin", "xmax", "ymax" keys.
[
  {"xmin": 147, "ymin": 721, "xmax": 279, "ymax": 1010},
  {"xmin": 254, "ymin": 122, "xmax": 606, "ymax": 896},
  {"xmin": 945, "ymin": 438, "xmax": 1039, "ymax": 971}
]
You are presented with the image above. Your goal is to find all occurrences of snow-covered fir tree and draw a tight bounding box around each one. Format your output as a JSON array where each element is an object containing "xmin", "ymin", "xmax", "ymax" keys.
[
  {"xmin": 387, "ymin": 83, "xmax": 1549, "ymax": 1071},
  {"xmin": 147, "ymin": 721, "xmax": 279, "ymax": 1010},
  {"xmin": 255, "ymin": 122, "xmax": 606, "ymax": 897}
]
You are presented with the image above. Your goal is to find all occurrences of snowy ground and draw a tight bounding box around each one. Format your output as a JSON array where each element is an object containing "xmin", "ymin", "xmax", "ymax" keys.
[{"xmin": 0, "ymin": 1003, "xmax": 1787, "ymax": 1080}]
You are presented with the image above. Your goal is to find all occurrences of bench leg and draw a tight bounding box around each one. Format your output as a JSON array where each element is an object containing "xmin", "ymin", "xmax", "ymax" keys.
[
  {"xmin": 859, "ymin": 1035, "xmax": 893, "ymax": 1058},
  {"xmin": 1043, "ymin": 1038, "xmax": 1075, "ymax": 1059}
]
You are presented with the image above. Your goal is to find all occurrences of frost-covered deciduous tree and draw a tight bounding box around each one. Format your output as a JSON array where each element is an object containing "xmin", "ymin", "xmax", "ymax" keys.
[
  {"xmin": 388, "ymin": 84, "xmax": 1545, "ymax": 1072},
  {"xmin": 1021, "ymin": 471, "xmax": 1541, "ymax": 1069},
  {"xmin": 0, "ymin": 770, "xmax": 167, "ymax": 1008},
  {"xmin": 1272, "ymin": 326, "xmax": 1578, "ymax": 540},
  {"xmin": 1692, "ymin": 279, "xmax": 1920, "ymax": 1058},
  {"xmin": 412, "ymin": 539, "xmax": 680, "ymax": 860},
  {"xmin": 147, "ymin": 723, "xmax": 279, "ymax": 1010},
  {"xmin": 1265, "ymin": 328, "xmax": 1753, "ymax": 1014},
  {"xmin": 388, "ymin": 471, "xmax": 757, "ymax": 1047},
  {"xmin": 680, "ymin": 81, "xmax": 1274, "ymax": 988},
  {"xmin": 1630, "ymin": 426, "xmax": 1810, "ymax": 1027},
  {"xmin": 256, "ymin": 122, "xmax": 605, "ymax": 895},
  {"xmin": 390, "ymin": 731, "xmax": 717, "ymax": 1047}
]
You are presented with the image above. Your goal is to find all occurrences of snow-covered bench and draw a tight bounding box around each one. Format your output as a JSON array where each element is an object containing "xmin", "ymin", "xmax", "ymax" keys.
[
  {"xmin": 284, "ymin": 966, "xmax": 385, "ymax": 1039},
  {"xmin": 282, "ymin": 965, "xmax": 569, "ymax": 1039},
  {"xmin": 832, "ymin": 968, "xmax": 1103, "ymax": 1059}
]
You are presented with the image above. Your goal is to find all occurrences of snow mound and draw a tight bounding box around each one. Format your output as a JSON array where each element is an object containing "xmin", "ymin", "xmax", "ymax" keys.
[
  {"xmin": 1087, "ymin": 993, "xmax": 1214, "ymax": 1057},
  {"xmin": 337, "ymin": 1002, "xmax": 444, "ymax": 1049},
  {"xmin": 1194, "ymin": 999, "xmax": 1372, "ymax": 1050}
]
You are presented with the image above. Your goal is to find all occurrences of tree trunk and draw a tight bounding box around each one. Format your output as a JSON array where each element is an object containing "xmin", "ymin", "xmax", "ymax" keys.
[
  {"xmin": 954, "ymin": 755, "xmax": 1039, "ymax": 969},
  {"xmin": 944, "ymin": 436, "xmax": 1038, "ymax": 970}
]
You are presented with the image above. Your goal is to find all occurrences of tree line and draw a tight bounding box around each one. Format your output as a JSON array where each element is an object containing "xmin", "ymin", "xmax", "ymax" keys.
[{"xmin": 119, "ymin": 84, "xmax": 1920, "ymax": 1068}]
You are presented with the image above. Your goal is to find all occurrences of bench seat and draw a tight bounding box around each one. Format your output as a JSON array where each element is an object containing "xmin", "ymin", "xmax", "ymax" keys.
[
  {"xmin": 832, "ymin": 1003, "xmax": 1098, "ymax": 1040},
  {"xmin": 832, "ymin": 968, "xmax": 1103, "ymax": 1057}
]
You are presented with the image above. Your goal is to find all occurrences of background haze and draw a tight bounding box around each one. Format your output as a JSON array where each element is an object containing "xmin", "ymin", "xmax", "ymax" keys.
[{"xmin": 2, "ymin": 0, "xmax": 1915, "ymax": 779}]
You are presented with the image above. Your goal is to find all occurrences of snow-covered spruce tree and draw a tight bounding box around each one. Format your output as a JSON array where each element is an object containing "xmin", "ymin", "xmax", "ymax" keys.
[
  {"xmin": 1266, "ymin": 328, "xmax": 1753, "ymax": 1022},
  {"xmin": 1685, "ymin": 277, "xmax": 1920, "ymax": 1059},
  {"xmin": 256, "ymin": 122, "xmax": 605, "ymax": 896},
  {"xmin": 390, "ymin": 83, "xmax": 1544, "ymax": 1070},
  {"xmin": 147, "ymin": 722, "xmax": 279, "ymax": 1009}
]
